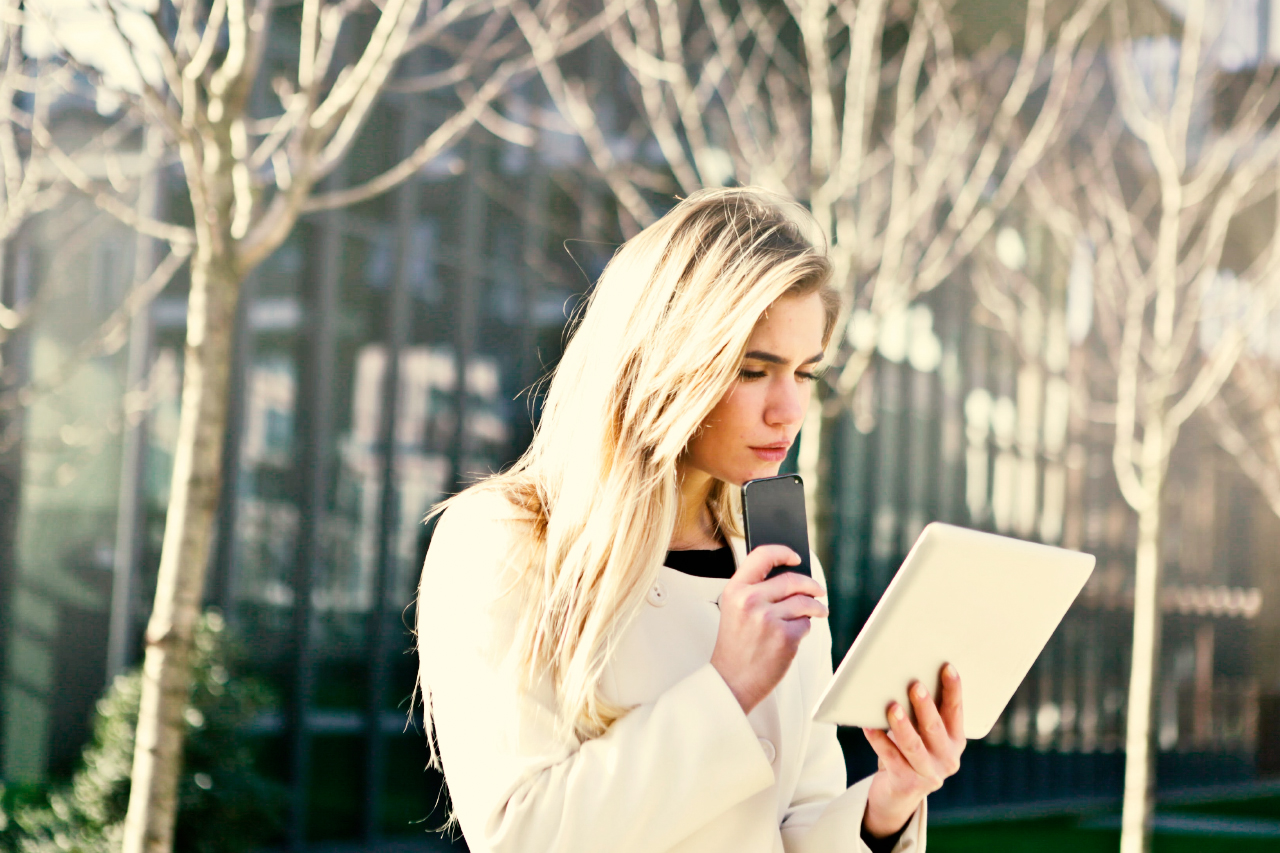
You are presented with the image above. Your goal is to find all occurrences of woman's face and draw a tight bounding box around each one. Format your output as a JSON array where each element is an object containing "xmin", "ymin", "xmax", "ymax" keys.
[{"xmin": 682, "ymin": 291, "xmax": 827, "ymax": 487}]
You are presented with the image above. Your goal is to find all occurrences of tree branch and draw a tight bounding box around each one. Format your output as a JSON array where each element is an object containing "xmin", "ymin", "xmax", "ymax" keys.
[
  {"xmin": 31, "ymin": 121, "xmax": 196, "ymax": 246},
  {"xmin": 0, "ymin": 244, "xmax": 190, "ymax": 412}
]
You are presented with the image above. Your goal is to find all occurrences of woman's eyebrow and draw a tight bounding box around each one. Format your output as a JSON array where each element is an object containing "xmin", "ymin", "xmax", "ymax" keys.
[{"xmin": 743, "ymin": 350, "xmax": 825, "ymax": 365}]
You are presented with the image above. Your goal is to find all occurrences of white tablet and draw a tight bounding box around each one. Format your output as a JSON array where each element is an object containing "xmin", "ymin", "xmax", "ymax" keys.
[{"xmin": 811, "ymin": 522, "xmax": 1095, "ymax": 738}]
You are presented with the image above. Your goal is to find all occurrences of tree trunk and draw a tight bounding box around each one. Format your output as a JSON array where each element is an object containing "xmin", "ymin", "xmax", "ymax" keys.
[
  {"xmin": 121, "ymin": 232, "xmax": 241, "ymax": 853},
  {"xmin": 1119, "ymin": 442, "xmax": 1168, "ymax": 853}
]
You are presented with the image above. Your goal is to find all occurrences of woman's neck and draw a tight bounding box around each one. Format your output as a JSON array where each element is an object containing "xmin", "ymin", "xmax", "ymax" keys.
[{"xmin": 670, "ymin": 464, "xmax": 726, "ymax": 550}]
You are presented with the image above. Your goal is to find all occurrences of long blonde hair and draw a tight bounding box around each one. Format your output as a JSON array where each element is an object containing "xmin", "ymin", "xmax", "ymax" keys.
[{"xmin": 422, "ymin": 187, "xmax": 839, "ymax": 747}]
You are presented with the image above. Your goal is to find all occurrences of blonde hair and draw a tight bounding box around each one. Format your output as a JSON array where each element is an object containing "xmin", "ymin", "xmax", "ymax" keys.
[{"xmin": 421, "ymin": 187, "xmax": 839, "ymax": 750}]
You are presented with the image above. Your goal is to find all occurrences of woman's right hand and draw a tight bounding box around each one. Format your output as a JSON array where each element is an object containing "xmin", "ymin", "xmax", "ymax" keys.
[{"xmin": 710, "ymin": 544, "xmax": 829, "ymax": 715}]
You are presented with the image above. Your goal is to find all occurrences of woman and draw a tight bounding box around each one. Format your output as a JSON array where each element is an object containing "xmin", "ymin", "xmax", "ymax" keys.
[{"xmin": 416, "ymin": 188, "xmax": 964, "ymax": 852}]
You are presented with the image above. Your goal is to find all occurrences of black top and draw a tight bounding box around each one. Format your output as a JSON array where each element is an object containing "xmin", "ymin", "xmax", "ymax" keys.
[
  {"xmin": 663, "ymin": 545, "xmax": 736, "ymax": 578},
  {"xmin": 664, "ymin": 546, "xmax": 907, "ymax": 853}
]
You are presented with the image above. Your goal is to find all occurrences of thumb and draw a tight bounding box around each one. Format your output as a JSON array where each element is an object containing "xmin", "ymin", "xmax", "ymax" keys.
[{"xmin": 734, "ymin": 543, "xmax": 801, "ymax": 585}]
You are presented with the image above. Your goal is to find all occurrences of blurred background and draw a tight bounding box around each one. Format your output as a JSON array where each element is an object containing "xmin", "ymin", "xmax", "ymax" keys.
[{"xmin": 2, "ymin": 0, "xmax": 1280, "ymax": 851}]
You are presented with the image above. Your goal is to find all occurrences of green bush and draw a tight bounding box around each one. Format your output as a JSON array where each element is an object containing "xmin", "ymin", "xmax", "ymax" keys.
[{"xmin": 1, "ymin": 611, "xmax": 285, "ymax": 853}]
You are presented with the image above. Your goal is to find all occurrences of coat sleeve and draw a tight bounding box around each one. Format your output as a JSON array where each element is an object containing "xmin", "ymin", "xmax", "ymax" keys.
[
  {"xmin": 417, "ymin": 492, "xmax": 776, "ymax": 853},
  {"xmin": 779, "ymin": 556, "xmax": 927, "ymax": 853}
]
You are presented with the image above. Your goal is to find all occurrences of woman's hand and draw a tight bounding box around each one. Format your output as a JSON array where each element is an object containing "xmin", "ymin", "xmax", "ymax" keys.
[
  {"xmin": 861, "ymin": 664, "xmax": 965, "ymax": 838},
  {"xmin": 711, "ymin": 545, "xmax": 829, "ymax": 715}
]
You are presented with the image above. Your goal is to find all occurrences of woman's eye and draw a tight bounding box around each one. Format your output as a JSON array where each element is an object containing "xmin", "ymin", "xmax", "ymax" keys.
[{"xmin": 739, "ymin": 368, "xmax": 824, "ymax": 382}]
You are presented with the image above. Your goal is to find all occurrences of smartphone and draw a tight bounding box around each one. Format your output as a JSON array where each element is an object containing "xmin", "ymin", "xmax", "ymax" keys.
[{"xmin": 741, "ymin": 474, "xmax": 811, "ymax": 579}]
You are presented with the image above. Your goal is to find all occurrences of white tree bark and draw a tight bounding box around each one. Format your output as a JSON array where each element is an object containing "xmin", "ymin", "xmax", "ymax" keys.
[
  {"xmin": 1119, "ymin": 429, "xmax": 1168, "ymax": 853},
  {"xmin": 124, "ymin": 213, "xmax": 242, "ymax": 853}
]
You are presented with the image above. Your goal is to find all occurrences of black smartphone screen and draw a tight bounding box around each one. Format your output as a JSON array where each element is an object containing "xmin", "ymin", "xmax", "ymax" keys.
[{"xmin": 742, "ymin": 474, "xmax": 811, "ymax": 579}]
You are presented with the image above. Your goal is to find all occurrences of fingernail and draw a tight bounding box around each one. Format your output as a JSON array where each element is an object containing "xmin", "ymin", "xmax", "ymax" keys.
[
  {"xmin": 913, "ymin": 683, "xmax": 928, "ymax": 700},
  {"xmin": 891, "ymin": 704, "xmax": 905, "ymax": 721},
  {"xmin": 945, "ymin": 663, "xmax": 958, "ymax": 680}
]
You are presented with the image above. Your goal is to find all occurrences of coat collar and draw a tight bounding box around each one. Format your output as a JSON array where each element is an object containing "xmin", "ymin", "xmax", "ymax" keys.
[{"xmin": 655, "ymin": 532, "xmax": 746, "ymax": 604}]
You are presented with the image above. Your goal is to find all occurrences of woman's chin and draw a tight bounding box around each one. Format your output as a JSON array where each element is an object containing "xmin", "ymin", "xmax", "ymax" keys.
[
  {"xmin": 740, "ymin": 463, "xmax": 782, "ymax": 484},
  {"xmin": 707, "ymin": 460, "xmax": 782, "ymax": 488}
]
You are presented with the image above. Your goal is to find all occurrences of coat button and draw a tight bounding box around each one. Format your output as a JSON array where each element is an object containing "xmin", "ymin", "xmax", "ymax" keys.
[
  {"xmin": 758, "ymin": 737, "xmax": 776, "ymax": 764},
  {"xmin": 646, "ymin": 581, "xmax": 668, "ymax": 606}
]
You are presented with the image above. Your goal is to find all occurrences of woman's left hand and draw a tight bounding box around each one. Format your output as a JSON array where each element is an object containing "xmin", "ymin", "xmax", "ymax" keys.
[{"xmin": 861, "ymin": 663, "xmax": 965, "ymax": 839}]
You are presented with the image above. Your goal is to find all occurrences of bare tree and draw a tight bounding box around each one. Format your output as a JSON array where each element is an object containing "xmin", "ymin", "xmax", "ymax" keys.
[
  {"xmin": 1013, "ymin": 2, "xmax": 1280, "ymax": 850},
  {"xmin": 10, "ymin": 1, "xmax": 618, "ymax": 851},
  {"xmin": 0, "ymin": 0, "xmax": 75, "ymax": 354},
  {"xmin": 511, "ymin": 0, "xmax": 1103, "ymax": 548}
]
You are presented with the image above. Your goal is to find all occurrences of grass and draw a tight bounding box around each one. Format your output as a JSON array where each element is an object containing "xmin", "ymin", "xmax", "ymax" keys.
[
  {"xmin": 930, "ymin": 820, "xmax": 1274, "ymax": 852},
  {"xmin": 929, "ymin": 791, "xmax": 1280, "ymax": 853}
]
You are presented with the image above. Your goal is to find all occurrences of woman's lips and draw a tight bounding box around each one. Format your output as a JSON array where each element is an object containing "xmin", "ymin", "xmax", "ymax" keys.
[{"xmin": 750, "ymin": 445, "xmax": 789, "ymax": 461}]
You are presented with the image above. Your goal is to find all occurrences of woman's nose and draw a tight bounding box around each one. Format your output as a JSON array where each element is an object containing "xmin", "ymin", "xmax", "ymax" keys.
[{"xmin": 765, "ymin": 378, "xmax": 807, "ymax": 426}]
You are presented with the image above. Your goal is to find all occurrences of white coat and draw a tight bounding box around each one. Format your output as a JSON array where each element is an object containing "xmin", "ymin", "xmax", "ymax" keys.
[{"xmin": 417, "ymin": 489, "xmax": 926, "ymax": 853}]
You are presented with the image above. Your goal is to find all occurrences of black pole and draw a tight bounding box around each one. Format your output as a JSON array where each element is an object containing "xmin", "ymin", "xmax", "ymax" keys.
[
  {"xmin": 448, "ymin": 139, "xmax": 488, "ymax": 494},
  {"xmin": 515, "ymin": 139, "xmax": 549, "ymax": 454},
  {"xmin": 288, "ymin": 208, "xmax": 341, "ymax": 851},
  {"xmin": 107, "ymin": 141, "xmax": 164, "ymax": 681},
  {"xmin": 363, "ymin": 92, "xmax": 420, "ymax": 840},
  {"xmin": 0, "ymin": 233, "xmax": 30, "ymax": 771}
]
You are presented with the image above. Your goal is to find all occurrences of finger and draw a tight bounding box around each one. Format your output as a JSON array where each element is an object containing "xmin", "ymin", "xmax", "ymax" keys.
[
  {"xmin": 886, "ymin": 702, "xmax": 934, "ymax": 779},
  {"xmin": 757, "ymin": 570, "xmax": 826, "ymax": 602},
  {"xmin": 908, "ymin": 681, "xmax": 950, "ymax": 755},
  {"xmin": 781, "ymin": 616, "xmax": 812, "ymax": 642},
  {"xmin": 771, "ymin": 594, "xmax": 829, "ymax": 621},
  {"xmin": 735, "ymin": 544, "xmax": 801, "ymax": 585},
  {"xmin": 939, "ymin": 663, "xmax": 965, "ymax": 742},
  {"xmin": 863, "ymin": 727, "xmax": 913, "ymax": 777}
]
